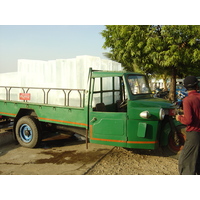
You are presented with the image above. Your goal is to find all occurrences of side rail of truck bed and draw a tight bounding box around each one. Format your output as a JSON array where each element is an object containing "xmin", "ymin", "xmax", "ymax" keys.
[{"xmin": 0, "ymin": 86, "xmax": 85, "ymax": 108}]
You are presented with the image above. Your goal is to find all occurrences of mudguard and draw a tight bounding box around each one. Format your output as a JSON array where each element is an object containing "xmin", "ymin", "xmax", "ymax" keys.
[{"xmin": 160, "ymin": 117, "xmax": 182, "ymax": 146}]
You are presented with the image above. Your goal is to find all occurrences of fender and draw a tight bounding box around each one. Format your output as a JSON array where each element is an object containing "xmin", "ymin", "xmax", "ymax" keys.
[{"xmin": 160, "ymin": 117, "xmax": 182, "ymax": 146}]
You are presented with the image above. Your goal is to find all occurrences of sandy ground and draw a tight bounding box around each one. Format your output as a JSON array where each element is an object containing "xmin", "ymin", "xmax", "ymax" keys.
[
  {"xmin": 86, "ymin": 147, "xmax": 179, "ymax": 175},
  {"xmin": 0, "ymin": 128, "xmax": 179, "ymax": 175},
  {"xmin": 0, "ymin": 142, "xmax": 179, "ymax": 175}
]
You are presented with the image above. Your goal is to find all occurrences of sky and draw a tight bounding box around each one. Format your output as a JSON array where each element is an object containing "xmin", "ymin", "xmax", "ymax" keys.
[
  {"xmin": 0, "ymin": 25, "xmax": 107, "ymax": 73},
  {"xmin": 0, "ymin": 1, "xmax": 198, "ymax": 74}
]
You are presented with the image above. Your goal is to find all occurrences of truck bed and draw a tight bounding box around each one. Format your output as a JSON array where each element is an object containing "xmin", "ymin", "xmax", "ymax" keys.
[
  {"xmin": 0, "ymin": 99, "xmax": 87, "ymax": 129},
  {"xmin": 0, "ymin": 85, "xmax": 87, "ymax": 132}
]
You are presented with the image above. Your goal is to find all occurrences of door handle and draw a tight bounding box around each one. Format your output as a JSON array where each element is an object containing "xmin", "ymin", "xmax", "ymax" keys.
[{"xmin": 90, "ymin": 117, "xmax": 97, "ymax": 122}]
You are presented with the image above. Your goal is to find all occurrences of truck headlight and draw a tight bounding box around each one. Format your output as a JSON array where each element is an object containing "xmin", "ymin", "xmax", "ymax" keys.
[
  {"xmin": 159, "ymin": 108, "xmax": 165, "ymax": 120},
  {"xmin": 140, "ymin": 111, "xmax": 151, "ymax": 119}
]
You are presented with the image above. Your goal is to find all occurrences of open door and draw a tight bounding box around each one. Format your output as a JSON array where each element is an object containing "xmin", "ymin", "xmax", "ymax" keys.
[{"xmin": 88, "ymin": 75, "xmax": 127, "ymax": 147}]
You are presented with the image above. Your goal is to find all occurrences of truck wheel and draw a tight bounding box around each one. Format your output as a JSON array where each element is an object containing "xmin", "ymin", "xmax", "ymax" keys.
[
  {"xmin": 15, "ymin": 116, "xmax": 42, "ymax": 148},
  {"xmin": 168, "ymin": 125, "xmax": 186, "ymax": 153},
  {"xmin": 163, "ymin": 125, "xmax": 186, "ymax": 158}
]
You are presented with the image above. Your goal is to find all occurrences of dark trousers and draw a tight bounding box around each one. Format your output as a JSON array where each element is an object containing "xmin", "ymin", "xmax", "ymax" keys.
[{"xmin": 179, "ymin": 131, "xmax": 200, "ymax": 175}]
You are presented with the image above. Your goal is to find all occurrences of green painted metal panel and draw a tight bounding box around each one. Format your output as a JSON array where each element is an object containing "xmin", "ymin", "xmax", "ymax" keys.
[
  {"xmin": 126, "ymin": 99, "xmax": 161, "ymax": 149},
  {"xmin": 89, "ymin": 111, "xmax": 127, "ymax": 147},
  {"xmin": 126, "ymin": 119, "xmax": 159, "ymax": 149},
  {"xmin": 137, "ymin": 122, "xmax": 147, "ymax": 137},
  {"xmin": 92, "ymin": 118, "xmax": 124, "ymax": 136},
  {"xmin": 92, "ymin": 71, "xmax": 142, "ymax": 78},
  {"xmin": 0, "ymin": 100, "xmax": 87, "ymax": 128}
]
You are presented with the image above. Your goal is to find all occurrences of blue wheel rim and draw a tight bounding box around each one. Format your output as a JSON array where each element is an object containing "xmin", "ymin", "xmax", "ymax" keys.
[{"xmin": 19, "ymin": 124, "xmax": 33, "ymax": 143}]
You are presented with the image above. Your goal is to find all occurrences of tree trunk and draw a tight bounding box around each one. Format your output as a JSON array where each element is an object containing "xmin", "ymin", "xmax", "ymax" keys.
[
  {"xmin": 163, "ymin": 77, "xmax": 168, "ymax": 91},
  {"xmin": 168, "ymin": 66, "xmax": 177, "ymax": 102}
]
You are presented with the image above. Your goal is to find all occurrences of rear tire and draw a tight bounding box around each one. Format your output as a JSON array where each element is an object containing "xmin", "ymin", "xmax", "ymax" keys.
[{"xmin": 15, "ymin": 116, "xmax": 42, "ymax": 148}]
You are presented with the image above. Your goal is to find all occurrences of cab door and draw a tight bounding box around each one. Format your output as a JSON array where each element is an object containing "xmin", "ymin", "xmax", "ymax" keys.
[
  {"xmin": 89, "ymin": 109, "xmax": 127, "ymax": 147},
  {"xmin": 88, "ymin": 76, "xmax": 127, "ymax": 147}
]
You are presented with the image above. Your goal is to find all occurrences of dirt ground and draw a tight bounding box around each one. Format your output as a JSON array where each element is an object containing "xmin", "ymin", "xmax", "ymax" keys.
[
  {"xmin": 0, "ymin": 139, "xmax": 113, "ymax": 175},
  {"xmin": 0, "ymin": 137, "xmax": 179, "ymax": 175},
  {"xmin": 86, "ymin": 147, "xmax": 179, "ymax": 175}
]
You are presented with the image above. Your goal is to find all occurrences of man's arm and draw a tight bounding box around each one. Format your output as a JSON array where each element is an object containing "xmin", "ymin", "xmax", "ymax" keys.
[{"xmin": 176, "ymin": 98, "xmax": 193, "ymax": 125}]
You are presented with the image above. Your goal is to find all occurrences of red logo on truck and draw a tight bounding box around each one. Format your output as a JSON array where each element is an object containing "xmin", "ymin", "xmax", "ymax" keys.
[{"xmin": 19, "ymin": 93, "xmax": 31, "ymax": 100}]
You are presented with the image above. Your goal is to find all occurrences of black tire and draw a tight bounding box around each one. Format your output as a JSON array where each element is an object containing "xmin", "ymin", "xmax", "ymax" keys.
[
  {"xmin": 15, "ymin": 116, "xmax": 42, "ymax": 148},
  {"xmin": 162, "ymin": 125, "xmax": 186, "ymax": 158}
]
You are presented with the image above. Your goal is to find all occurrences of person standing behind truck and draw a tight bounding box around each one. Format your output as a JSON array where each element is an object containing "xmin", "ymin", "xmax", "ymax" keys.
[{"xmin": 176, "ymin": 76, "xmax": 200, "ymax": 175}]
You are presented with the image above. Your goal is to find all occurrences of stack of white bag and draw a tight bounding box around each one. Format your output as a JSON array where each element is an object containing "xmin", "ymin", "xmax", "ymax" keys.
[{"xmin": 0, "ymin": 55, "xmax": 122, "ymax": 107}]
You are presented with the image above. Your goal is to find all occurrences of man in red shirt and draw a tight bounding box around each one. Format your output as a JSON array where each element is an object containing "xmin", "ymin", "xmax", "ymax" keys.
[{"xmin": 176, "ymin": 76, "xmax": 200, "ymax": 175}]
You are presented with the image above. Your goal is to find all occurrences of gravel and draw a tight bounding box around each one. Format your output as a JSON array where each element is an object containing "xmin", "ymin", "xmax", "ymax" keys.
[{"xmin": 86, "ymin": 146, "xmax": 179, "ymax": 175}]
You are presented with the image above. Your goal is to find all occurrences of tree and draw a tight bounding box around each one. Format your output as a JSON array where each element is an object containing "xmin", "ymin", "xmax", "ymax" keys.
[{"xmin": 101, "ymin": 25, "xmax": 200, "ymax": 101}]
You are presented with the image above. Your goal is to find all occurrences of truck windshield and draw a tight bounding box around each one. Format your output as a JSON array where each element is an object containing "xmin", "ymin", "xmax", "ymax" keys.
[{"xmin": 128, "ymin": 75, "xmax": 151, "ymax": 94}]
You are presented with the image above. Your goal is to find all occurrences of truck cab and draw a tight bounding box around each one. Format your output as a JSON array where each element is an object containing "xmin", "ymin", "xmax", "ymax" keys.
[{"xmin": 88, "ymin": 70, "xmax": 179, "ymax": 150}]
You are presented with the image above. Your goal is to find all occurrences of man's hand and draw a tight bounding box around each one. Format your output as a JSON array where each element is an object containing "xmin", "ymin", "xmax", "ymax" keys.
[
  {"xmin": 176, "ymin": 115, "xmax": 184, "ymax": 121},
  {"xmin": 176, "ymin": 115, "xmax": 180, "ymax": 121}
]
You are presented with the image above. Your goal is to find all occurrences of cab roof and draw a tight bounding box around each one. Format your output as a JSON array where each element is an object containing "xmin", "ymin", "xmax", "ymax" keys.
[{"xmin": 91, "ymin": 70, "xmax": 144, "ymax": 78}]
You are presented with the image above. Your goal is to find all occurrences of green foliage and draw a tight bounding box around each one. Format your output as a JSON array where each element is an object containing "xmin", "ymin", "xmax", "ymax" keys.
[{"xmin": 101, "ymin": 25, "xmax": 200, "ymax": 101}]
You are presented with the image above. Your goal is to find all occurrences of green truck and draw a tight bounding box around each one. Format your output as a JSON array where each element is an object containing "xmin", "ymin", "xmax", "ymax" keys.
[{"xmin": 0, "ymin": 68, "xmax": 185, "ymax": 153}]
